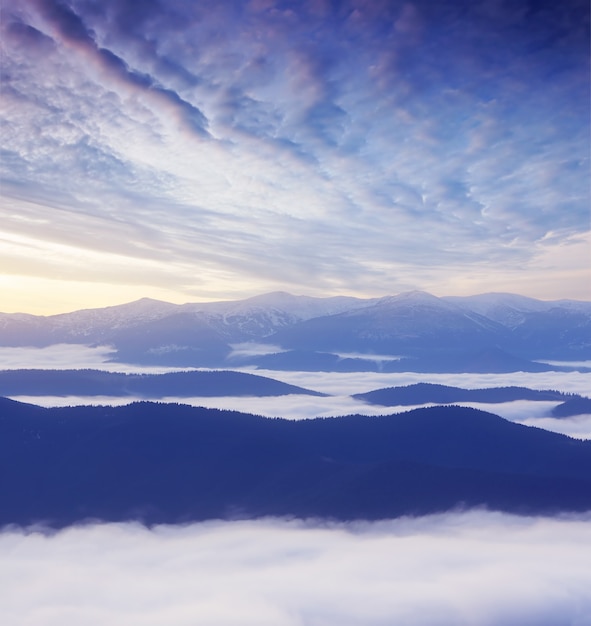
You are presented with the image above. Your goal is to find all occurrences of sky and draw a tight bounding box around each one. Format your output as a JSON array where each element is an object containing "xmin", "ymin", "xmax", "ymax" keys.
[
  {"xmin": 1, "ymin": 0, "xmax": 589, "ymax": 314},
  {"xmin": 2, "ymin": 512, "xmax": 591, "ymax": 625}
]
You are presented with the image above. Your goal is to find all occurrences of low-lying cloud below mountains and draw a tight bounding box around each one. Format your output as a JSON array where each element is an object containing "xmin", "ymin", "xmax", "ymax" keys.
[
  {"xmin": 8, "ymin": 394, "xmax": 591, "ymax": 440},
  {"xmin": 2, "ymin": 512, "xmax": 590, "ymax": 626},
  {"xmin": 2, "ymin": 360, "xmax": 589, "ymax": 438},
  {"xmin": 2, "ymin": 291, "xmax": 590, "ymax": 371}
]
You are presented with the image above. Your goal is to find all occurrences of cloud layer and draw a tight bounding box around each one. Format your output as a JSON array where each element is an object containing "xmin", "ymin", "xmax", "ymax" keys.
[
  {"xmin": 3, "ymin": 345, "xmax": 590, "ymax": 438},
  {"xmin": 2, "ymin": 346, "xmax": 590, "ymax": 396},
  {"xmin": 11, "ymin": 394, "xmax": 591, "ymax": 439},
  {"xmin": 2, "ymin": 511, "xmax": 590, "ymax": 625},
  {"xmin": 1, "ymin": 0, "xmax": 589, "ymax": 311}
]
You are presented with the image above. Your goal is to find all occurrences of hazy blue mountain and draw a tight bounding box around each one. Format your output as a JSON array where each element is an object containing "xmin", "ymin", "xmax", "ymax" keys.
[
  {"xmin": 266, "ymin": 291, "xmax": 591, "ymax": 362},
  {"xmin": 249, "ymin": 346, "xmax": 560, "ymax": 373},
  {"xmin": 443, "ymin": 293, "xmax": 558, "ymax": 323},
  {"xmin": 1, "ymin": 399, "xmax": 590, "ymax": 527},
  {"xmin": 180, "ymin": 291, "xmax": 377, "ymax": 341},
  {"xmin": 354, "ymin": 383, "xmax": 576, "ymax": 406},
  {"xmin": 552, "ymin": 397, "xmax": 591, "ymax": 417},
  {"xmin": 381, "ymin": 347, "xmax": 556, "ymax": 373},
  {"xmin": 247, "ymin": 349, "xmax": 387, "ymax": 371},
  {"xmin": 0, "ymin": 369, "xmax": 325, "ymax": 398},
  {"xmin": 0, "ymin": 298, "xmax": 179, "ymax": 347},
  {"xmin": 444, "ymin": 292, "xmax": 591, "ymax": 327},
  {"xmin": 444, "ymin": 293, "xmax": 591, "ymax": 359},
  {"xmin": 1, "ymin": 290, "xmax": 589, "ymax": 369},
  {"xmin": 0, "ymin": 292, "xmax": 372, "ymax": 347},
  {"xmin": 266, "ymin": 291, "xmax": 508, "ymax": 354},
  {"xmin": 107, "ymin": 312, "xmax": 233, "ymax": 366}
]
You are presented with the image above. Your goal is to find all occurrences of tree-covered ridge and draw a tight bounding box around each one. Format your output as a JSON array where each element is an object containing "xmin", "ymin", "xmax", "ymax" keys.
[
  {"xmin": 0, "ymin": 369, "xmax": 326, "ymax": 398},
  {"xmin": 1, "ymin": 398, "xmax": 590, "ymax": 527},
  {"xmin": 354, "ymin": 382, "xmax": 583, "ymax": 406},
  {"xmin": 552, "ymin": 397, "xmax": 591, "ymax": 418}
]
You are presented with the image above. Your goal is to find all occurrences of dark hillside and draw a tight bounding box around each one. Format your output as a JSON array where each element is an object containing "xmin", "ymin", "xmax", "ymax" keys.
[
  {"xmin": 0, "ymin": 369, "xmax": 325, "ymax": 398},
  {"xmin": 354, "ymin": 383, "xmax": 575, "ymax": 406},
  {"xmin": 552, "ymin": 397, "xmax": 591, "ymax": 417},
  {"xmin": 1, "ymin": 400, "xmax": 590, "ymax": 527}
]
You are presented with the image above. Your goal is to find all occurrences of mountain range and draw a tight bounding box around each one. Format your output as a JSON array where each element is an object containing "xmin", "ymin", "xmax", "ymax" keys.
[
  {"xmin": 1, "ymin": 398, "xmax": 590, "ymax": 527},
  {"xmin": 1, "ymin": 291, "xmax": 590, "ymax": 371}
]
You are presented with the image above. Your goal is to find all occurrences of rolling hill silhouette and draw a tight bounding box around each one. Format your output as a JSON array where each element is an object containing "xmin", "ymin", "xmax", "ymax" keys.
[
  {"xmin": 552, "ymin": 397, "xmax": 591, "ymax": 417},
  {"xmin": 354, "ymin": 383, "xmax": 576, "ymax": 406},
  {"xmin": 0, "ymin": 369, "xmax": 325, "ymax": 398},
  {"xmin": 1, "ymin": 398, "xmax": 590, "ymax": 527}
]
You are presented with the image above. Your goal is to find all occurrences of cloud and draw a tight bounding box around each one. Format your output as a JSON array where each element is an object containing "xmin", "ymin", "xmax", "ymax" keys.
[
  {"xmin": 516, "ymin": 414, "xmax": 591, "ymax": 441},
  {"xmin": 12, "ymin": 394, "xmax": 591, "ymax": 439},
  {"xmin": 254, "ymin": 368, "xmax": 591, "ymax": 399},
  {"xmin": 332, "ymin": 351, "xmax": 403, "ymax": 362},
  {"xmin": 0, "ymin": 345, "xmax": 116, "ymax": 369},
  {"xmin": 228, "ymin": 343, "xmax": 288, "ymax": 359},
  {"xmin": 538, "ymin": 360, "xmax": 591, "ymax": 369},
  {"xmin": 1, "ymin": 511, "xmax": 590, "ymax": 625},
  {"xmin": 3, "ymin": 349, "xmax": 590, "ymax": 437},
  {"xmin": 1, "ymin": 346, "xmax": 589, "ymax": 401},
  {"xmin": 4, "ymin": 346, "xmax": 590, "ymax": 397},
  {"xmin": 1, "ymin": 0, "xmax": 589, "ymax": 308},
  {"xmin": 0, "ymin": 345, "xmax": 182, "ymax": 373},
  {"xmin": 28, "ymin": 0, "xmax": 209, "ymax": 136}
]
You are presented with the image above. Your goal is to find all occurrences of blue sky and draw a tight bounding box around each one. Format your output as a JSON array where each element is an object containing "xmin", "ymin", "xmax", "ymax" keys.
[{"xmin": 1, "ymin": 0, "xmax": 589, "ymax": 313}]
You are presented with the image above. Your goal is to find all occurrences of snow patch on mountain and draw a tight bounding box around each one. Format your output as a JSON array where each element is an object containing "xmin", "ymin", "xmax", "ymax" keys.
[
  {"xmin": 444, "ymin": 293, "xmax": 591, "ymax": 328},
  {"xmin": 49, "ymin": 298, "xmax": 179, "ymax": 336}
]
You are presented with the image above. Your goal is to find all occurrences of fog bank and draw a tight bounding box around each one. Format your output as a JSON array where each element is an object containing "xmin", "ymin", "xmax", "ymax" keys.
[{"xmin": 2, "ymin": 511, "xmax": 590, "ymax": 626}]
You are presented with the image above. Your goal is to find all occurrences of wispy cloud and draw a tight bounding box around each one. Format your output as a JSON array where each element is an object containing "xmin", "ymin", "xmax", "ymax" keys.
[
  {"xmin": 1, "ymin": 0, "xmax": 588, "ymax": 310},
  {"xmin": 0, "ymin": 345, "xmax": 179, "ymax": 372},
  {"xmin": 2, "ymin": 511, "xmax": 590, "ymax": 625}
]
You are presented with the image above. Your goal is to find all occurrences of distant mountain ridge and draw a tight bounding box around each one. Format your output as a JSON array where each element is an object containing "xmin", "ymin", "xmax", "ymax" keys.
[
  {"xmin": 0, "ymin": 369, "xmax": 325, "ymax": 398},
  {"xmin": 1, "ymin": 398, "xmax": 590, "ymax": 527},
  {"xmin": 0, "ymin": 292, "xmax": 374, "ymax": 346},
  {"xmin": 353, "ymin": 383, "xmax": 581, "ymax": 406},
  {"xmin": 552, "ymin": 397, "xmax": 591, "ymax": 418},
  {"xmin": 1, "ymin": 291, "xmax": 589, "ymax": 371}
]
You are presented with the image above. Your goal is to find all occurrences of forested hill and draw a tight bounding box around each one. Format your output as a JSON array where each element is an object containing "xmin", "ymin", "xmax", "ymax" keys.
[
  {"xmin": 1, "ymin": 398, "xmax": 590, "ymax": 527},
  {"xmin": 0, "ymin": 369, "xmax": 325, "ymax": 398},
  {"xmin": 354, "ymin": 383, "xmax": 580, "ymax": 406}
]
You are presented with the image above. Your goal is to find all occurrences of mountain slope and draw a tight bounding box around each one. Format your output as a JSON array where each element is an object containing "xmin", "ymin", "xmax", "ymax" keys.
[
  {"xmin": 180, "ymin": 291, "xmax": 376, "ymax": 340},
  {"xmin": 445, "ymin": 293, "xmax": 591, "ymax": 359},
  {"xmin": 0, "ymin": 292, "xmax": 374, "ymax": 347},
  {"xmin": 0, "ymin": 369, "xmax": 326, "ymax": 398},
  {"xmin": 267, "ymin": 291, "xmax": 591, "ymax": 361},
  {"xmin": 444, "ymin": 292, "xmax": 591, "ymax": 327},
  {"xmin": 267, "ymin": 291, "xmax": 511, "ymax": 355},
  {"xmin": 552, "ymin": 397, "xmax": 591, "ymax": 417},
  {"xmin": 354, "ymin": 383, "xmax": 577, "ymax": 406},
  {"xmin": 1, "ymin": 290, "xmax": 589, "ymax": 367},
  {"xmin": 1, "ymin": 400, "xmax": 590, "ymax": 526}
]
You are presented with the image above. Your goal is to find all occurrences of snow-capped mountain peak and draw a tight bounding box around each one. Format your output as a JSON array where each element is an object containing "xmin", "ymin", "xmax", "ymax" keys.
[{"xmin": 0, "ymin": 291, "xmax": 589, "ymax": 364}]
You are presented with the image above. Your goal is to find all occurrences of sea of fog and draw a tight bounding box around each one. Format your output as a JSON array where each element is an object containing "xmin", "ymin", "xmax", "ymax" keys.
[
  {"xmin": 2, "ymin": 511, "xmax": 590, "ymax": 626},
  {"xmin": 3, "ymin": 344, "xmax": 591, "ymax": 439},
  {"xmin": 2, "ymin": 345, "xmax": 591, "ymax": 624}
]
